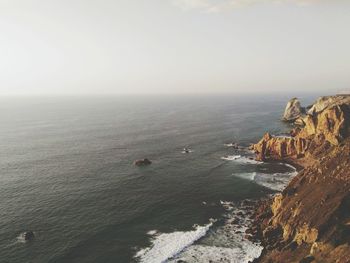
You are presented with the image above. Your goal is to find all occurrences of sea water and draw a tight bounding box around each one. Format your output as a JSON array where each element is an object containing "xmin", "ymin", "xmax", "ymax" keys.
[{"xmin": 0, "ymin": 94, "xmax": 313, "ymax": 263}]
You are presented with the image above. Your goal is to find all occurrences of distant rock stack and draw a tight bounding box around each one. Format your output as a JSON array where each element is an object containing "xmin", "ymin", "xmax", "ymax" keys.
[{"xmin": 282, "ymin": 98, "xmax": 304, "ymax": 122}]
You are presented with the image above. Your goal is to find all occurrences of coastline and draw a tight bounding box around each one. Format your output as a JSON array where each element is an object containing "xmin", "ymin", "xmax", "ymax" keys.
[
  {"xmin": 248, "ymin": 95, "xmax": 350, "ymax": 263},
  {"xmin": 134, "ymin": 94, "xmax": 350, "ymax": 263},
  {"xmin": 135, "ymin": 154, "xmax": 298, "ymax": 263},
  {"xmin": 139, "ymin": 155, "xmax": 299, "ymax": 262}
]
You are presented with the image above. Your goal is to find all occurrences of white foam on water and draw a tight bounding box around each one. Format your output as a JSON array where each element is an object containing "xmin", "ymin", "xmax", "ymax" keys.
[
  {"xmin": 147, "ymin": 230, "xmax": 158, "ymax": 235},
  {"xmin": 135, "ymin": 223, "xmax": 213, "ymax": 263},
  {"xmin": 16, "ymin": 232, "xmax": 35, "ymax": 244},
  {"xmin": 253, "ymin": 172, "xmax": 296, "ymax": 191},
  {"xmin": 279, "ymin": 162, "xmax": 297, "ymax": 171},
  {"xmin": 235, "ymin": 156, "xmax": 263, "ymax": 164},
  {"xmin": 169, "ymin": 201, "xmax": 263, "ymax": 263},
  {"xmin": 137, "ymin": 160, "xmax": 297, "ymax": 262},
  {"xmin": 221, "ymin": 155, "xmax": 241, "ymax": 161},
  {"xmin": 227, "ymin": 156, "xmax": 263, "ymax": 165},
  {"xmin": 233, "ymin": 167, "xmax": 298, "ymax": 191},
  {"xmin": 16, "ymin": 234, "xmax": 27, "ymax": 244},
  {"xmin": 224, "ymin": 143, "xmax": 237, "ymax": 147},
  {"xmin": 169, "ymin": 244, "xmax": 262, "ymax": 263},
  {"xmin": 234, "ymin": 172, "xmax": 257, "ymax": 181}
]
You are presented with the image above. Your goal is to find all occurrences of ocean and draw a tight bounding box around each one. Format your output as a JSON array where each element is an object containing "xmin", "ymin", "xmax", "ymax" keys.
[{"xmin": 0, "ymin": 95, "xmax": 313, "ymax": 263}]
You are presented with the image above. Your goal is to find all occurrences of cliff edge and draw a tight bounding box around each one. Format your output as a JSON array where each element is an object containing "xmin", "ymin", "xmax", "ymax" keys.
[{"xmin": 251, "ymin": 95, "xmax": 350, "ymax": 263}]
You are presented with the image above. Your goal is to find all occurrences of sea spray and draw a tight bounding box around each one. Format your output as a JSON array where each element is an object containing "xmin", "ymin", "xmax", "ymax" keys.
[
  {"xmin": 169, "ymin": 201, "xmax": 263, "ymax": 263},
  {"xmin": 135, "ymin": 222, "xmax": 214, "ymax": 263}
]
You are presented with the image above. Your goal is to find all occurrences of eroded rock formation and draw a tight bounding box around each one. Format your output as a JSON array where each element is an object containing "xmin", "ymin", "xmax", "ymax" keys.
[
  {"xmin": 253, "ymin": 95, "xmax": 350, "ymax": 162},
  {"xmin": 250, "ymin": 95, "xmax": 350, "ymax": 263},
  {"xmin": 252, "ymin": 140, "xmax": 350, "ymax": 263}
]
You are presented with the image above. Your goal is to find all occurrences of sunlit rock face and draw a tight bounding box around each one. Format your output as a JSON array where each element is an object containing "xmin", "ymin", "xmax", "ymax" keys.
[
  {"xmin": 253, "ymin": 95, "xmax": 350, "ymax": 162},
  {"xmin": 250, "ymin": 95, "xmax": 350, "ymax": 263},
  {"xmin": 283, "ymin": 97, "xmax": 304, "ymax": 122},
  {"xmin": 253, "ymin": 139, "xmax": 350, "ymax": 263}
]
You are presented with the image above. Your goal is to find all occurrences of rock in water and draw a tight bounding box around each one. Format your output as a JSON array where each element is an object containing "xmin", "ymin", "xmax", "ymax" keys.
[
  {"xmin": 22, "ymin": 231, "xmax": 35, "ymax": 241},
  {"xmin": 283, "ymin": 98, "xmax": 303, "ymax": 122},
  {"xmin": 133, "ymin": 158, "xmax": 152, "ymax": 166}
]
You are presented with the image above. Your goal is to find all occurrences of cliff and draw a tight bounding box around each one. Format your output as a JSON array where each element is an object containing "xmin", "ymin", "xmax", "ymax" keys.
[
  {"xmin": 253, "ymin": 95, "xmax": 350, "ymax": 164},
  {"xmin": 251, "ymin": 95, "xmax": 350, "ymax": 263}
]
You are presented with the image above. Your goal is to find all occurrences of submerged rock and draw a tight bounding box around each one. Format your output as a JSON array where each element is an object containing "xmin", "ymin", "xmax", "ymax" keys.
[{"xmin": 133, "ymin": 158, "xmax": 152, "ymax": 166}]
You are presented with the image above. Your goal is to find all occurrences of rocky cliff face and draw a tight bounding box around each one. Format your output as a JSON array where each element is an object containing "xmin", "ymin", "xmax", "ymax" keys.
[
  {"xmin": 253, "ymin": 95, "xmax": 350, "ymax": 162},
  {"xmin": 251, "ymin": 95, "xmax": 350, "ymax": 263}
]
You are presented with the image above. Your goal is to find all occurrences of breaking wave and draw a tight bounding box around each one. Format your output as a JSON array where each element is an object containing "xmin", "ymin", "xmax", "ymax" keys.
[
  {"xmin": 135, "ymin": 222, "xmax": 213, "ymax": 263},
  {"xmin": 221, "ymin": 155, "xmax": 263, "ymax": 164},
  {"xmin": 221, "ymin": 155, "xmax": 241, "ymax": 161},
  {"xmin": 169, "ymin": 201, "xmax": 263, "ymax": 263},
  {"xmin": 233, "ymin": 165, "xmax": 297, "ymax": 191}
]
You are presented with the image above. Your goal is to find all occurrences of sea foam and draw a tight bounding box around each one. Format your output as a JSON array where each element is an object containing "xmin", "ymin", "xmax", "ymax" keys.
[
  {"xmin": 169, "ymin": 201, "xmax": 263, "ymax": 263},
  {"xmin": 221, "ymin": 155, "xmax": 241, "ymax": 161},
  {"xmin": 233, "ymin": 165, "xmax": 297, "ymax": 191},
  {"xmin": 135, "ymin": 223, "xmax": 213, "ymax": 263},
  {"xmin": 221, "ymin": 155, "xmax": 263, "ymax": 164}
]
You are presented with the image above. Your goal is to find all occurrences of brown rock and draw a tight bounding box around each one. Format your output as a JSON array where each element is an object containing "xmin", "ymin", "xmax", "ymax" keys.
[
  {"xmin": 252, "ymin": 95, "xmax": 350, "ymax": 161},
  {"xmin": 249, "ymin": 95, "xmax": 350, "ymax": 263}
]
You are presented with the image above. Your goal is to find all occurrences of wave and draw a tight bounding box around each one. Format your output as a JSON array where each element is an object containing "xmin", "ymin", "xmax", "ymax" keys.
[
  {"xmin": 221, "ymin": 155, "xmax": 263, "ymax": 164},
  {"xmin": 135, "ymin": 222, "xmax": 213, "ymax": 263},
  {"xmin": 234, "ymin": 156, "xmax": 263, "ymax": 165},
  {"xmin": 147, "ymin": 230, "xmax": 158, "ymax": 235},
  {"xmin": 169, "ymin": 201, "xmax": 263, "ymax": 263},
  {"xmin": 233, "ymin": 169, "xmax": 297, "ymax": 191},
  {"xmin": 221, "ymin": 155, "xmax": 241, "ymax": 161},
  {"xmin": 224, "ymin": 143, "xmax": 238, "ymax": 147},
  {"xmin": 170, "ymin": 244, "xmax": 262, "ymax": 263},
  {"xmin": 279, "ymin": 162, "xmax": 297, "ymax": 171},
  {"xmin": 136, "ymin": 158, "xmax": 297, "ymax": 262}
]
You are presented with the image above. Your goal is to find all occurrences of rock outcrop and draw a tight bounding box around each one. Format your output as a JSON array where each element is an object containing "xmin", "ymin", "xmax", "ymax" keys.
[
  {"xmin": 250, "ymin": 95, "xmax": 350, "ymax": 263},
  {"xmin": 307, "ymin": 95, "xmax": 350, "ymax": 116},
  {"xmin": 283, "ymin": 98, "xmax": 304, "ymax": 122},
  {"xmin": 252, "ymin": 139, "xmax": 350, "ymax": 263},
  {"xmin": 253, "ymin": 95, "xmax": 350, "ymax": 162}
]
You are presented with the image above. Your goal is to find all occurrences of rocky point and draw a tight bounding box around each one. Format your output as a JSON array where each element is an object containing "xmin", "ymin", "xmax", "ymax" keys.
[{"xmin": 250, "ymin": 95, "xmax": 350, "ymax": 263}]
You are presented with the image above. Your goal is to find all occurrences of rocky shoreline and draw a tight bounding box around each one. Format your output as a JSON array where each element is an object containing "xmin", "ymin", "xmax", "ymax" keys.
[{"xmin": 248, "ymin": 95, "xmax": 350, "ymax": 263}]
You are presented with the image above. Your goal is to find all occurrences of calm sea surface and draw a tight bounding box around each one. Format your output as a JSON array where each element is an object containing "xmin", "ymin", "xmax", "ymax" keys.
[{"xmin": 0, "ymin": 95, "xmax": 314, "ymax": 263}]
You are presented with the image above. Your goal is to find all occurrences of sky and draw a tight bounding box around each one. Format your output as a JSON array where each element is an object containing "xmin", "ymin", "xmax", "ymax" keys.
[{"xmin": 0, "ymin": 0, "xmax": 349, "ymax": 95}]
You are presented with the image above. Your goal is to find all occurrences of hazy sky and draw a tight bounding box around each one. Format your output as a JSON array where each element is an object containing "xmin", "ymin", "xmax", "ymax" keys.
[{"xmin": 0, "ymin": 0, "xmax": 349, "ymax": 95}]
